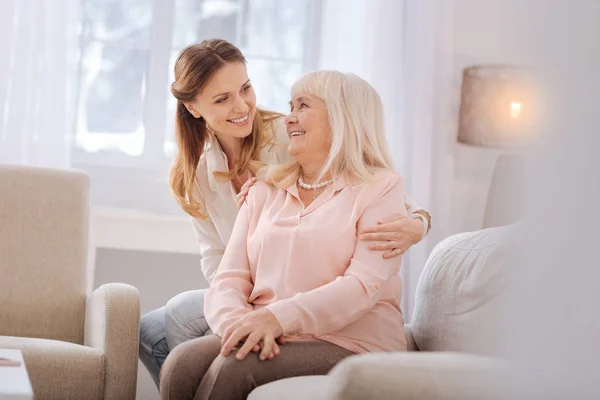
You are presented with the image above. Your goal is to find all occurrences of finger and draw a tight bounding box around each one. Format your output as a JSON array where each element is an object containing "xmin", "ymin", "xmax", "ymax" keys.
[
  {"xmin": 236, "ymin": 187, "xmax": 252, "ymax": 209},
  {"xmin": 252, "ymin": 344, "xmax": 260, "ymax": 352},
  {"xmin": 269, "ymin": 342, "xmax": 281, "ymax": 360},
  {"xmin": 236, "ymin": 183, "xmax": 252, "ymax": 200},
  {"xmin": 236, "ymin": 332, "xmax": 262, "ymax": 360},
  {"xmin": 221, "ymin": 320, "xmax": 243, "ymax": 347},
  {"xmin": 379, "ymin": 213, "xmax": 407, "ymax": 225},
  {"xmin": 368, "ymin": 241, "xmax": 398, "ymax": 251},
  {"xmin": 221, "ymin": 327, "xmax": 249, "ymax": 356},
  {"xmin": 360, "ymin": 232, "xmax": 396, "ymax": 241},
  {"xmin": 360, "ymin": 222, "xmax": 400, "ymax": 235},
  {"xmin": 221, "ymin": 324, "xmax": 236, "ymax": 347},
  {"xmin": 236, "ymin": 191, "xmax": 248, "ymax": 203},
  {"xmin": 241, "ymin": 177, "xmax": 257, "ymax": 191},
  {"xmin": 259, "ymin": 335, "xmax": 275, "ymax": 361},
  {"xmin": 237, "ymin": 196, "xmax": 247, "ymax": 209},
  {"xmin": 276, "ymin": 336, "xmax": 286, "ymax": 345},
  {"xmin": 240, "ymin": 183, "xmax": 251, "ymax": 195},
  {"xmin": 266, "ymin": 342, "xmax": 279, "ymax": 360},
  {"xmin": 383, "ymin": 248, "xmax": 405, "ymax": 259}
]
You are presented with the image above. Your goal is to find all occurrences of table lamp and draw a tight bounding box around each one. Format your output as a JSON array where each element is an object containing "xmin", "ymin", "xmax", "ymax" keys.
[{"xmin": 457, "ymin": 64, "xmax": 533, "ymax": 228}]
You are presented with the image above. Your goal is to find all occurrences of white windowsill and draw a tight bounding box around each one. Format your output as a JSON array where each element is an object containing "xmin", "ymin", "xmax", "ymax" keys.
[{"xmin": 90, "ymin": 206, "xmax": 201, "ymax": 255}]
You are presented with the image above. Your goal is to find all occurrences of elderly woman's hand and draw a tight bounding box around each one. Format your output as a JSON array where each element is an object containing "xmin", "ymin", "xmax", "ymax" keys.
[
  {"xmin": 359, "ymin": 214, "xmax": 425, "ymax": 259},
  {"xmin": 221, "ymin": 308, "xmax": 283, "ymax": 361},
  {"xmin": 249, "ymin": 336, "xmax": 286, "ymax": 356},
  {"xmin": 236, "ymin": 177, "xmax": 257, "ymax": 209}
]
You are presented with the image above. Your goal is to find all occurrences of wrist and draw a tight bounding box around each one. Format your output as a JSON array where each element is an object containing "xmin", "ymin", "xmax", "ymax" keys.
[{"xmin": 411, "ymin": 214, "xmax": 428, "ymax": 241}]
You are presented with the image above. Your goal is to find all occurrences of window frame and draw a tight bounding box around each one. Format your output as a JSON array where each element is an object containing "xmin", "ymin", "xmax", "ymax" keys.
[{"xmin": 72, "ymin": 0, "xmax": 322, "ymax": 214}]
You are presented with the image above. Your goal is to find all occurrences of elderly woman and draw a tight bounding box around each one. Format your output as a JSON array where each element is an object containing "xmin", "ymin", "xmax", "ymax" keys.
[{"xmin": 160, "ymin": 70, "xmax": 408, "ymax": 400}]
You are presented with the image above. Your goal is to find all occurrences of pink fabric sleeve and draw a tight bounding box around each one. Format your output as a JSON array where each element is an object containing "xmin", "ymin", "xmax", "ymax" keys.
[
  {"xmin": 266, "ymin": 175, "xmax": 406, "ymax": 336},
  {"xmin": 203, "ymin": 202, "xmax": 254, "ymax": 337}
]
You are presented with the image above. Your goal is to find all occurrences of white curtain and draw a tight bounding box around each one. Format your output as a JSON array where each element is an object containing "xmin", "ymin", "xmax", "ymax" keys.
[
  {"xmin": 318, "ymin": 0, "xmax": 455, "ymax": 320},
  {"xmin": 399, "ymin": 0, "xmax": 456, "ymax": 319},
  {"xmin": 0, "ymin": 0, "xmax": 80, "ymax": 168}
]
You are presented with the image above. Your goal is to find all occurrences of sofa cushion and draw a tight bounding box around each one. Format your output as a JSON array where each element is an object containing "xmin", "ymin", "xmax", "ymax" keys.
[
  {"xmin": 411, "ymin": 226, "xmax": 514, "ymax": 356},
  {"xmin": 0, "ymin": 336, "xmax": 104, "ymax": 400},
  {"xmin": 248, "ymin": 376, "xmax": 331, "ymax": 400}
]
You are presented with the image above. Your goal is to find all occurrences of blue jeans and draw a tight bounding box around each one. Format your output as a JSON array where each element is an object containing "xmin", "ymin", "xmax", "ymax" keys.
[{"xmin": 139, "ymin": 289, "xmax": 211, "ymax": 388}]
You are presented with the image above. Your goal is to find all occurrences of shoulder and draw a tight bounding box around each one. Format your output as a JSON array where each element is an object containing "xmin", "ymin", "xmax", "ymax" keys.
[
  {"xmin": 247, "ymin": 181, "xmax": 278, "ymax": 202},
  {"xmin": 245, "ymin": 181, "xmax": 281, "ymax": 211},
  {"xmin": 358, "ymin": 170, "xmax": 403, "ymax": 194}
]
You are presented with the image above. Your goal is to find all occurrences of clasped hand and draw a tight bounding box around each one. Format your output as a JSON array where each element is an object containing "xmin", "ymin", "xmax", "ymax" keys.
[{"xmin": 220, "ymin": 307, "xmax": 285, "ymax": 361}]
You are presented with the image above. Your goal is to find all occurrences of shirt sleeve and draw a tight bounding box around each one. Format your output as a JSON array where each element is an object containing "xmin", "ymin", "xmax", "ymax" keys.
[
  {"xmin": 266, "ymin": 175, "xmax": 406, "ymax": 337},
  {"xmin": 190, "ymin": 216, "xmax": 225, "ymax": 284},
  {"xmin": 404, "ymin": 193, "xmax": 432, "ymax": 237},
  {"xmin": 203, "ymin": 202, "xmax": 254, "ymax": 337}
]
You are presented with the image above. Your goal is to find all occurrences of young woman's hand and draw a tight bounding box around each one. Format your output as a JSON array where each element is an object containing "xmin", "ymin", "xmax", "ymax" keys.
[
  {"xmin": 360, "ymin": 214, "xmax": 425, "ymax": 259},
  {"xmin": 236, "ymin": 177, "xmax": 257, "ymax": 209}
]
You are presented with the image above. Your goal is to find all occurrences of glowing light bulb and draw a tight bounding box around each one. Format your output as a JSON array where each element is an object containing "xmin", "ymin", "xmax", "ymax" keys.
[{"xmin": 510, "ymin": 101, "xmax": 522, "ymax": 118}]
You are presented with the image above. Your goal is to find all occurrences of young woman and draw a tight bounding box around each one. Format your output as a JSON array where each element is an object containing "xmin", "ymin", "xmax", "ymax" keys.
[{"xmin": 139, "ymin": 39, "xmax": 431, "ymax": 387}]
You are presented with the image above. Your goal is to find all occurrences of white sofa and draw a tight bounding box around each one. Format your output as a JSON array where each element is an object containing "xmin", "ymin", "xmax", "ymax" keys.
[{"xmin": 249, "ymin": 226, "xmax": 513, "ymax": 400}]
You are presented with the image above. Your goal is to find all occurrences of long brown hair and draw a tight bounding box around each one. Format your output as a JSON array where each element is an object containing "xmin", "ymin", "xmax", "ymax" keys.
[{"xmin": 169, "ymin": 39, "xmax": 281, "ymax": 219}]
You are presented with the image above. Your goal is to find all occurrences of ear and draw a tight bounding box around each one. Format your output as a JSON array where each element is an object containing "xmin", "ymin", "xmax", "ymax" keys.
[{"xmin": 184, "ymin": 102, "xmax": 201, "ymax": 119}]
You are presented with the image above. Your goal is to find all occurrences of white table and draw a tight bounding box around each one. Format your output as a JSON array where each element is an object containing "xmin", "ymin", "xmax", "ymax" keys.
[{"xmin": 0, "ymin": 350, "xmax": 33, "ymax": 400}]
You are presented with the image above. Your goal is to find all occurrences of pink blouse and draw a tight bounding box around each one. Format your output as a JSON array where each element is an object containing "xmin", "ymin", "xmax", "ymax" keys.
[{"xmin": 204, "ymin": 170, "xmax": 407, "ymax": 354}]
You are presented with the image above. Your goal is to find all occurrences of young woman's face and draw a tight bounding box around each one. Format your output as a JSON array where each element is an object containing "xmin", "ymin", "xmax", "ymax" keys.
[
  {"xmin": 185, "ymin": 62, "xmax": 257, "ymax": 138},
  {"xmin": 284, "ymin": 92, "xmax": 331, "ymax": 166}
]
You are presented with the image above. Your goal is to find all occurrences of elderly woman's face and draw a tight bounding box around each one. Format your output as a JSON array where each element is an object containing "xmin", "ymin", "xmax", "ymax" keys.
[{"xmin": 284, "ymin": 93, "xmax": 331, "ymax": 165}]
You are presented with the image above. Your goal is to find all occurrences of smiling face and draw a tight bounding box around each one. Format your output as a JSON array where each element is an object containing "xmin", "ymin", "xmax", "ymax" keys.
[
  {"xmin": 284, "ymin": 93, "xmax": 332, "ymax": 169},
  {"xmin": 184, "ymin": 61, "xmax": 257, "ymax": 139}
]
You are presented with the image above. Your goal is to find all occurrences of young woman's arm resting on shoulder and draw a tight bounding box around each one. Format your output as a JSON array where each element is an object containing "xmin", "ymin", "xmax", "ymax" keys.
[{"xmin": 359, "ymin": 193, "xmax": 432, "ymax": 258}]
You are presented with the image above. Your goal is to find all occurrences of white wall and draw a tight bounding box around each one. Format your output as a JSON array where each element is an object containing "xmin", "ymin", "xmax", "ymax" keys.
[
  {"xmin": 450, "ymin": 0, "xmax": 587, "ymax": 233},
  {"xmin": 94, "ymin": 248, "xmax": 208, "ymax": 400}
]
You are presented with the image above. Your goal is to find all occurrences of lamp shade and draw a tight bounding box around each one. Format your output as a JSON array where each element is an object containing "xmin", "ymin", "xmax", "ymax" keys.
[{"xmin": 457, "ymin": 65, "xmax": 532, "ymax": 148}]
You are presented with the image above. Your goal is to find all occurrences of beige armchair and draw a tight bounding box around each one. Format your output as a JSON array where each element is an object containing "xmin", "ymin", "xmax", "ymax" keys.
[
  {"xmin": 0, "ymin": 165, "xmax": 140, "ymax": 400},
  {"xmin": 249, "ymin": 226, "xmax": 513, "ymax": 400}
]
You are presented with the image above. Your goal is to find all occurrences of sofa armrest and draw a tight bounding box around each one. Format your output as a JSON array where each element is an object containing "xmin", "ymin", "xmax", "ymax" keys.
[
  {"xmin": 328, "ymin": 352, "xmax": 508, "ymax": 400},
  {"xmin": 84, "ymin": 283, "xmax": 140, "ymax": 400}
]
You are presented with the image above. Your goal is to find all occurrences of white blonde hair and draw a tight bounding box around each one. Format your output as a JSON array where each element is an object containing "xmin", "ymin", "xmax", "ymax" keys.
[{"xmin": 263, "ymin": 70, "xmax": 394, "ymax": 188}]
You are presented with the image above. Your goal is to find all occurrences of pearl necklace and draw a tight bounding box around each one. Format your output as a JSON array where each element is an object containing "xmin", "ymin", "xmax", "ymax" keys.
[{"xmin": 298, "ymin": 176, "xmax": 333, "ymax": 190}]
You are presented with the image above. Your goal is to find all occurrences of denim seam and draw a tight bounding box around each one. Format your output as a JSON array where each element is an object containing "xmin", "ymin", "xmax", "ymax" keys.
[
  {"xmin": 151, "ymin": 337, "xmax": 168, "ymax": 368},
  {"xmin": 184, "ymin": 315, "xmax": 209, "ymax": 336},
  {"xmin": 147, "ymin": 333, "xmax": 168, "ymax": 348}
]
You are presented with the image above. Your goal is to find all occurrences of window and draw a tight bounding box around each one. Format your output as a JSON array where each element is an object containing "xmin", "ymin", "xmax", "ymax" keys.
[{"xmin": 73, "ymin": 0, "xmax": 320, "ymax": 214}]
